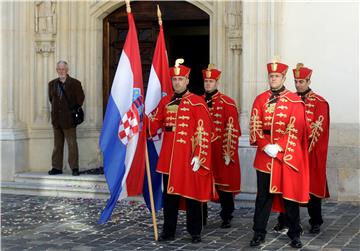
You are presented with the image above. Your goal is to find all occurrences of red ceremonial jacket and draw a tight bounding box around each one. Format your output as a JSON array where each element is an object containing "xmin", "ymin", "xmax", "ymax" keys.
[
  {"xmin": 249, "ymin": 89, "xmax": 310, "ymax": 209},
  {"xmin": 205, "ymin": 91, "xmax": 241, "ymax": 193},
  {"xmin": 303, "ymin": 91, "xmax": 330, "ymax": 198},
  {"xmin": 148, "ymin": 92, "xmax": 216, "ymax": 202}
]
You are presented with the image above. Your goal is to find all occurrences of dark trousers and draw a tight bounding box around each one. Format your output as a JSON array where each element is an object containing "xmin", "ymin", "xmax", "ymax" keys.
[
  {"xmin": 52, "ymin": 127, "xmax": 79, "ymax": 170},
  {"xmin": 162, "ymin": 175, "xmax": 202, "ymax": 237},
  {"xmin": 277, "ymin": 212, "xmax": 288, "ymax": 227},
  {"xmin": 253, "ymin": 171, "xmax": 302, "ymax": 239},
  {"xmin": 218, "ymin": 189, "xmax": 235, "ymax": 221},
  {"xmin": 202, "ymin": 202, "xmax": 208, "ymax": 226},
  {"xmin": 307, "ymin": 194, "xmax": 323, "ymax": 226}
]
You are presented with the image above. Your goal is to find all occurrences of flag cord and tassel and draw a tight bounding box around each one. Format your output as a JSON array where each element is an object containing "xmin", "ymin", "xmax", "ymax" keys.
[{"xmin": 145, "ymin": 144, "xmax": 159, "ymax": 241}]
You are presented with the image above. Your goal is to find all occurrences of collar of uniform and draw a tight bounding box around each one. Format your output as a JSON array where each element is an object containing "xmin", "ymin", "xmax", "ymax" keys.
[
  {"xmin": 267, "ymin": 86, "xmax": 287, "ymax": 104},
  {"xmin": 171, "ymin": 88, "xmax": 188, "ymax": 101},
  {"xmin": 205, "ymin": 89, "xmax": 218, "ymax": 100},
  {"xmin": 297, "ymin": 88, "xmax": 312, "ymax": 98},
  {"xmin": 270, "ymin": 85, "xmax": 286, "ymax": 95}
]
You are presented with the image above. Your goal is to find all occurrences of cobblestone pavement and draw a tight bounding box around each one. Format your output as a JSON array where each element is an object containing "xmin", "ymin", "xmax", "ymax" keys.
[{"xmin": 1, "ymin": 194, "xmax": 359, "ymax": 251}]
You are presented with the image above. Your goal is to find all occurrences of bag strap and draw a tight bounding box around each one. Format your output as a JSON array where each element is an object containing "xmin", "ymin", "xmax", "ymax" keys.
[{"xmin": 58, "ymin": 82, "xmax": 73, "ymax": 110}]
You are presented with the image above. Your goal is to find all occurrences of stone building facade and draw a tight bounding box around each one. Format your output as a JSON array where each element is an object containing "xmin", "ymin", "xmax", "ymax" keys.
[{"xmin": 0, "ymin": 1, "xmax": 358, "ymax": 201}]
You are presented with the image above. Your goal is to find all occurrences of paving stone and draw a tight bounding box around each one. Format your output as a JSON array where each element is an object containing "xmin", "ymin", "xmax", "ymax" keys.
[{"xmin": 1, "ymin": 194, "xmax": 360, "ymax": 250}]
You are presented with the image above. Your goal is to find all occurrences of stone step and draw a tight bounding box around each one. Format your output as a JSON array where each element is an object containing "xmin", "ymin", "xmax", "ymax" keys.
[
  {"xmin": 1, "ymin": 172, "xmax": 139, "ymax": 201},
  {"xmin": 1, "ymin": 172, "xmax": 255, "ymax": 202},
  {"xmin": 14, "ymin": 172, "xmax": 108, "ymax": 189}
]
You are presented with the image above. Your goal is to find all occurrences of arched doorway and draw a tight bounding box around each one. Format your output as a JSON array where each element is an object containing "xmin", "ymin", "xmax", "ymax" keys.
[{"xmin": 102, "ymin": 1, "xmax": 209, "ymax": 114}]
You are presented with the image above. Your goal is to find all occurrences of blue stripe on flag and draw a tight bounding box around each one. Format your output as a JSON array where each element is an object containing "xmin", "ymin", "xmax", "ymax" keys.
[{"xmin": 99, "ymin": 95, "xmax": 127, "ymax": 224}]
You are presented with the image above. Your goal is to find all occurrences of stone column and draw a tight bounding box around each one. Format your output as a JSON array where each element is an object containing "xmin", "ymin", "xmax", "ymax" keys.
[
  {"xmin": 33, "ymin": 1, "xmax": 56, "ymax": 127},
  {"xmin": 0, "ymin": 1, "xmax": 28, "ymax": 180}
]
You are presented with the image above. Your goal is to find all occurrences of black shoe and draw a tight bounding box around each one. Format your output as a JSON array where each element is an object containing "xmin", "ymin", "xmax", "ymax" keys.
[
  {"xmin": 250, "ymin": 234, "xmax": 265, "ymax": 247},
  {"xmin": 220, "ymin": 219, "xmax": 231, "ymax": 228},
  {"xmin": 72, "ymin": 169, "xmax": 80, "ymax": 176},
  {"xmin": 158, "ymin": 232, "xmax": 175, "ymax": 242},
  {"xmin": 273, "ymin": 222, "xmax": 287, "ymax": 232},
  {"xmin": 191, "ymin": 235, "xmax": 201, "ymax": 243},
  {"xmin": 48, "ymin": 168, "xmax": 63, "ymax": 175},
  {"xmin": 309, "ymin": 224, "xmax": 320, "ymax": 234},
  {"xmin": 290, "ymin": 237, "xmax": 302, "ymax": 248}
]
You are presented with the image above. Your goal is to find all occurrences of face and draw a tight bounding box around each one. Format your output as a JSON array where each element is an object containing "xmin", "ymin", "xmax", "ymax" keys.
[
  {"xmin": 204, "ymin": 79, "xmax": 218, "ymax": 93},
  {"xmin": 295, "ymin": 79, "xmax": 311, "ymax": 93},
  {"xmin": 56, "ymin": 63, "xmax": 68, "ymax": 79},
  {"xmin": 172, "ymin": 76, "xmax": 189, "ymax": 93},
  {"xmin": 268, "ymin": 73, "xmax": 286, "ymax": 90}
]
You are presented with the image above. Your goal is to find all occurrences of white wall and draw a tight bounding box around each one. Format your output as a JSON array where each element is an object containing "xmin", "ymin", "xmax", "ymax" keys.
[{"xmin": 280, "ymin": 1, "xmax": 359, "ymax": 124}]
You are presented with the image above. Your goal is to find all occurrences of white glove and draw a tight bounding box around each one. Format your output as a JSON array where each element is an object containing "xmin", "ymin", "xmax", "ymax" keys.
[
  {"xmin": 191, "ymin": 157, "xmax": 200, "ymax": 172},
  {"xmin": 264, "ymin": 144, "xmax": 280, "ymax": 158},
  {"xmin": 224, "ymin": 155, "xmax": 231, "ymax": 166}
]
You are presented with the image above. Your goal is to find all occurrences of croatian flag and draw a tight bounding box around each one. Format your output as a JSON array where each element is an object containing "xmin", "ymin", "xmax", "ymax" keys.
[
  {"xmin": 143, "ymin": 24, "xmax": 173, "ymax": 212},
  {"xmin": 99, "ymin": 12, "xmax": 146, "ymax": 224}
]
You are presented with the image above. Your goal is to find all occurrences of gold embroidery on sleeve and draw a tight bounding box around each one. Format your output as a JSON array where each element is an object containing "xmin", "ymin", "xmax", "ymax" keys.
[
  {"xmin": 250, "ymin": 108, "xmax": 264, "ymax": 143},
  {"xmin": 308, "ymin": 115, "xmax": 324, "ymax": 152},
  {"xmin": 222, "ymin": 117, "xmax": 238, "ymax": 159}
]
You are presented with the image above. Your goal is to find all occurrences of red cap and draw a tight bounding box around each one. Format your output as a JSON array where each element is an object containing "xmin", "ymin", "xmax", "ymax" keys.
[
  {"xmin": 169, "ymin": 58, "xmax": 191, "ymax": 78},
  {"xmin": 202, "ymin": 64, "xmax": 221, "ymax": 80},
  {"xmin": 292, "ymin": 63, "xmax": 312, "ymax": 79},
  {"xmin": 267, "ymin": 60, "xmax": 289, "ymax": 75}
]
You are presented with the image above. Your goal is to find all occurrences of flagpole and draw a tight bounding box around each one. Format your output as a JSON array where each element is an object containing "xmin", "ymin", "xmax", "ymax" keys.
[
  {"xmin": 124, "ymin": 0, "xmax": 158, "ymax": 240},
  {"xmin": 145, "ymin": 143, "xmax": 159, "ymax": 241}
]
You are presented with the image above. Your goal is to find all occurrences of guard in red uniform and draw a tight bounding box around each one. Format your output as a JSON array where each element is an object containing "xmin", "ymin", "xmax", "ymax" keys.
[
  {"xmin": 249, "ymin": 60, "xmax": 309, "ymax": 248},
  {"xmin": 202, "ymin": 64, "xmax": 241, "ymax": 228},
  {"xmin": 148, "ymin": 59, "xmax": 215, "ymax": 243},
  {"xmin": 295, "ymin": 63, "xmax": 330, "ymax": 233},
  {"xmin": 273, "ymin": 64, "xmax": 330, "ymax": 235}
]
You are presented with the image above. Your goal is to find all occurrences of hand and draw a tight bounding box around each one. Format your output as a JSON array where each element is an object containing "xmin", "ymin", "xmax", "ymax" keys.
[
  {"xmin": 264, "ymin": 144, "xmax": 279, "ymax": 158},
  {"xmin": 224, "ymin": 155, "xmax": 231, "ymax": 166},
  {"xmin": 191, "ymin": 157, "xmax": 200, "ymax": 172}
]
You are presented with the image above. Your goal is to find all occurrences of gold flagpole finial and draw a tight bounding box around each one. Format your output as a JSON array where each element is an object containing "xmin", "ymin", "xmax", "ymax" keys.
[
  {"xmin": 125, "ymin": 0, "xmax": 131, "ymax": 13},
  {"xmin": 157, "ymin": 5, "xmax": 162, "ymax": 26}
]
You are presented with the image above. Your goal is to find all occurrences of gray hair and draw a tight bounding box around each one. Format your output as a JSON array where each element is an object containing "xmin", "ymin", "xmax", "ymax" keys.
[{"xmin": 56, "ymin": 60, "xmax": 68, "ymax": 68}]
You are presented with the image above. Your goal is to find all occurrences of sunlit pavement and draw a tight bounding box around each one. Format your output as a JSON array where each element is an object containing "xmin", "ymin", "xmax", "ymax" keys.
[{"xmin": 1, "ymin": 194, "xmax": 359, "ymax": 250}]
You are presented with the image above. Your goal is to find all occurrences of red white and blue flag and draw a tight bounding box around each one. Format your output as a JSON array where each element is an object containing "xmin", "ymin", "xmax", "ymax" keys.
[
  {"xmin": 143, "ymin": 24, "xmax": 173, "ymax": 212},
  {"xmin": 99, "ymin": 12, "xmax": 146, "ymax": 224}
]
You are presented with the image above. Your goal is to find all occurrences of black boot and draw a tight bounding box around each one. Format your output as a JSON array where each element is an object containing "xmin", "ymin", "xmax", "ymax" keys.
[
  {"xmin": 290, "ymin": 237, "xmax": 302, "ymax": 248},
  {"xmin": 72, "ymin": 168, "xmax": 80, "ymax": 176},
  {"xmin": 158, "ymin": 232, "xmax": 175, "ymax": 242},
  {"xmin": 48, "ymin": 168, "xmax": 63, "ymax": 175},
  {"xmin": 191, "ymin": 235, "xmax": 201, "ymax": 243},
  {"xmin": 250, "ymin": 234, "xmax": 265, "ymax": 247},
  {"xmin": 220, "ymin": 219, "xmax": 231, "ymax": 228},
  {"xmin": 309, "ymin": 224, "xmax": 320, "ymax": 234},
  {"xmin": 273, "ymin": 222, "xmax": 288, "ymax": 232}
]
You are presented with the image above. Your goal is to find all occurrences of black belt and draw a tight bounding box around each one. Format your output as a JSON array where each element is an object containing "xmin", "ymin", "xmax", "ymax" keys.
[
  {"xmin": 263, "ymin": 130, "xmax": 271, "ymax": 135},
  {"xmin": 165, "ymin": 126, "xmax": 175, "ymax": 132}
]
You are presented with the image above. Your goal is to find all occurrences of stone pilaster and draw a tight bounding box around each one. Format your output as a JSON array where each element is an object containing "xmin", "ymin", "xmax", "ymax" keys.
[{"xmin": 33, "ymin": 1, "xmax": 56, "ymax": 127}]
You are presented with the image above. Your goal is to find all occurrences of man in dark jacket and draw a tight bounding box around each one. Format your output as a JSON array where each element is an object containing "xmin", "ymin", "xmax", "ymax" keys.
[{"xmin": 48, "ymin": 60, "xmax": 85, "ymax": 176}]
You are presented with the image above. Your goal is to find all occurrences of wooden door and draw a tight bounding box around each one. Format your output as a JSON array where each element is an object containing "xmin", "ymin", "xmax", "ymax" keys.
[{"xmin": 103, "ymin": 1, "xmax": 209, "ymax": 115}]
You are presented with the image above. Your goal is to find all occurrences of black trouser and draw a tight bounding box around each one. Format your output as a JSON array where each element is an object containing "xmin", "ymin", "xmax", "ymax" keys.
[
  {"xmin": 307, "ymin": 194, "xmax": 323, "ymax": 226},
  {"xmin": 277, "ymin": 212, "xmax": 288, "ymax": 227},
  {"xmin": 202, "ymin": 202, "xmax": 208, "ymax": 226},
  {"xmin": 253, "ymin": 171, "xmax": 302, "ymax": 239},
  {"xmin": 162, "ymin": 175, "xmax": 202, "ymax": 237},
  {"xmin": 218, "ymin": 189, "xmax": 235, "ymax": 221}
]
